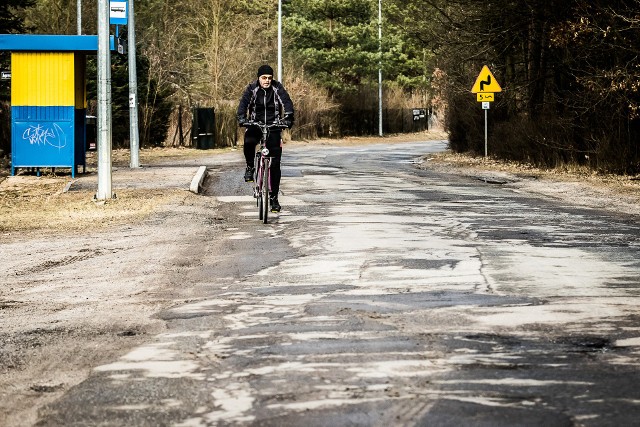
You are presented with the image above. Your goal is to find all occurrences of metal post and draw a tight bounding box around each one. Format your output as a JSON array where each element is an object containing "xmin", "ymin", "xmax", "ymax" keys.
[
  {"xmin": 277, "ymin": 0, "xmax": 282, "ymax": 82},
  {"xmin": 378, "ymin": 0, "xmax": 383, "ymax": 137},
  {"xmin": 96, "ymin": 0, "xmax": 113, "ymax": 200},
  {"xmin": 484, "ymin": 109, "xmax": 488, "ymax": 157},
  {"xmin": 128, "ymin": 0, "xmax": 140, "ymax": 168},
  {"xmin": 77, "ymin": 0, "xmax": 82, "ymax": 35}
]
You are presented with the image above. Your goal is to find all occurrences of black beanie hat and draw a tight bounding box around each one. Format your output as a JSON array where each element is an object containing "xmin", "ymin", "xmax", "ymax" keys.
[{"xmin": 257, "ymin": 65, "xmax": 274, "ymax": 77}]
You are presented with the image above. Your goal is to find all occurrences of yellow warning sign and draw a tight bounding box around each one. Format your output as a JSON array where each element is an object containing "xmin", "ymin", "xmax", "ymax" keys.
[
  {"xmin": 477, "ymin": 93, "xmax": 494, "ymax": 102},
  {"xmin": 471, "ymin": 65, "xmax": 502, "ymax": 93}
]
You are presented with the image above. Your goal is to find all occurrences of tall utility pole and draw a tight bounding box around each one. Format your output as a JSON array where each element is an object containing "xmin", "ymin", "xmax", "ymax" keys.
[
  {"xmin": 128, "ymin": 0, "xmax": 140, "ymax": 168},
  {"xmin": 378, "ymin": 0, "xmax": 383, "ymax": 137},
  {"xmin": 277, "ymin": 0, "xmax": 282, "ymax": 82},
  {"xmin": 77, "ymin": 0, "xmax": 82, "ymax": 34},
  {"xmin": 96, "ymin": 0, "xmax": 113, "ymax": 200}
]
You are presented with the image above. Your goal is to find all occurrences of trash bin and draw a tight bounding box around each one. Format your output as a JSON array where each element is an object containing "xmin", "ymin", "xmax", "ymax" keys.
[{"xmin": 192, "ymin": 107, "xmax": 215, "ymax": 149}]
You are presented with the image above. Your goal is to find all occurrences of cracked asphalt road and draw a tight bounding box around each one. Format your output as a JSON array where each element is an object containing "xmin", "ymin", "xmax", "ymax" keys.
[{"xmin": 5, "ymin": 140, "xmax": 640, "ymax": 426}]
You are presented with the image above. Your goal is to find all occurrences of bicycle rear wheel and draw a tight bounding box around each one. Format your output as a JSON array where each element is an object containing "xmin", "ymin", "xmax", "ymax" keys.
[
  {"xmin": 256, "ymin": 162, "xmax": 264, "ymax": 220},
  {"xmin": 261, "ymin": 159, "xmax": 270, "ymax": 223}
]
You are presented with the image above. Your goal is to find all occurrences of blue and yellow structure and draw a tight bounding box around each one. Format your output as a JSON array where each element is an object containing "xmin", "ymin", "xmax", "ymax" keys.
[{"xmin": 0, "ymin": 35, "xmax": 113, "ymax": 177}]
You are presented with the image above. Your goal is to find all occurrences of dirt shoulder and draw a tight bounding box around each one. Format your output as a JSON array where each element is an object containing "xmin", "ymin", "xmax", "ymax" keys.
[
  {"xmin": 422, "ymin": 151, "xmax": 640, "ymax": 218},
  {"xmin": 0, "ymin": 147, "xmax": 233, "ymax": 236},
  {"xmin": 0, "ymin": 146, "xmax": 234, "ymax": 426}
]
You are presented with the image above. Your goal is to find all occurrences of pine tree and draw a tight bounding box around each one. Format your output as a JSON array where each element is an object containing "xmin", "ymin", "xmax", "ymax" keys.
[
  {"xmin": 0, "ymin": 0, "xmax": 34, "ymax": 34},
  {"xmin": 284, "ymin": 0, "xmax": 380, "ymax": 93}
]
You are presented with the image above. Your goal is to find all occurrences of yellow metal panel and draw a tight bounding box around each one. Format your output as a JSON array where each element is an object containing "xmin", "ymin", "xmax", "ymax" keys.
[{"xmin": 11, "ymin": 52, "xmax": 75, "ymax": 106}]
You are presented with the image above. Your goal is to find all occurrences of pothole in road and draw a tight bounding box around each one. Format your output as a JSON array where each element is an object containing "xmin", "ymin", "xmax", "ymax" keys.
[
  {"xmin": 30, "ymin": 383, "xmax": 64, "ymax": 393},
  {"xmin": 117, "ymin": 330, "xmax": 140, "ymax": 337},
  {"xmin": 0, "ymin": 300, "xmax": 23, "ymax": 310},
  {"xmin": 555, "ymin": 336, "xmax": 612, "ymax": 353},
  {"xmin": 473, "ymin": 175, "xmax": 517, "ymax": 185}
]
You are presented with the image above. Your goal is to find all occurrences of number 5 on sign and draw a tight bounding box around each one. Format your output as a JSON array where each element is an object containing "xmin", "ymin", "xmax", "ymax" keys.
[{"xmin": 477, "ymin": 93, "xmax": 494, "ymax": 102}]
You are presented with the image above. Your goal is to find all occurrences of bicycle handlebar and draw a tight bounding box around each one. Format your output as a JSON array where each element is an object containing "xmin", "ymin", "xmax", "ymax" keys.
[{"xmin": 241, "ymin": 121, "xmax": 289, "ymax": 130}]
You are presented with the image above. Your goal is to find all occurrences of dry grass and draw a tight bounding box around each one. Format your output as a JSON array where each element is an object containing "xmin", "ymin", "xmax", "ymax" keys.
[
  {"xmin": 296, "ymin": 130, "xmax": 449, "ymax": 146},
  {"xmin": 0, "ymin": 147, "xmax": 213, "ymax": 236},
  {"xmin": 427, "ymin": 151, "xmax": 640, "ymax": 208},
  {"xmin": 0, "ymin": 178, "xmax": 184, "ymax": 235},
  {"xmin": 430, "ymin": 150, "xmax": 640, "ymax": 182},
  {"xmin": 88, "ymin": 146, "xmax": 226, "ymax": 169}
]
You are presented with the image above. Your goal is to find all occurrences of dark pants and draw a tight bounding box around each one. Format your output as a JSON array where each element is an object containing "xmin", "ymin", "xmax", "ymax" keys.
[{"xmin": 244, "ymin": 127, "xmax": 283, "ymax": 197}]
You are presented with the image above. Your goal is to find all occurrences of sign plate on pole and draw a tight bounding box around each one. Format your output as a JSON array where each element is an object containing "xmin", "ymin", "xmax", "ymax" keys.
[
  {"xmin": 472, "ymin": 65, "xmax": 502, "ymax": 93},
  {"xmin": 109, "ymin": 1, "xmax": 128, "ymax": 25},
  {"xmin": 482, "ymin": 102, "xmax": 490, "ymax": 110},
  {"xmin": 477, "ymin": 93, "xmax": 494, "ymax": 102}
]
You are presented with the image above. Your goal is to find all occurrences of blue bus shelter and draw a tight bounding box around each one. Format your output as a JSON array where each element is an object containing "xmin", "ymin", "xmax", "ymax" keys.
[{"xmin": 0, "ymin": 34, "xmax": 113, "ymax": 177}]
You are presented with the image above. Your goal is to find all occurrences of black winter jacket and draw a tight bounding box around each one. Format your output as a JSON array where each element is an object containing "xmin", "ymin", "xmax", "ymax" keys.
[{"xmin": 237, "ymin": 80, "xmax": 295, "ymax": 126}]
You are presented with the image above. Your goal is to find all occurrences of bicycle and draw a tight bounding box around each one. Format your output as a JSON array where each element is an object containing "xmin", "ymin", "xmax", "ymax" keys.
[{"xmin": 242, "ymin": 121, "xmax": 288, "ymax": 223}]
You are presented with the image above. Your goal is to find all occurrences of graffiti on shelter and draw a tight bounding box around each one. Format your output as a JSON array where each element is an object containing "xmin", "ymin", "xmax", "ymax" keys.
[{"xmin": 22, "ymin": 123, "xmax": 67, "ymax": 149}]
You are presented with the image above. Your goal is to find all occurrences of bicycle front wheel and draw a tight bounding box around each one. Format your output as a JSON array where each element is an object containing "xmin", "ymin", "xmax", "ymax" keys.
[{"xmin": 261, "ymin": 159, "xmax": 270, "ymax": 224}]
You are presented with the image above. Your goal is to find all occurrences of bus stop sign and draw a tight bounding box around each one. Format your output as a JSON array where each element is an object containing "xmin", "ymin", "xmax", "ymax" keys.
[{"xmin": 109, "ymin": 1, "xmax": 128, "ymax": 26}]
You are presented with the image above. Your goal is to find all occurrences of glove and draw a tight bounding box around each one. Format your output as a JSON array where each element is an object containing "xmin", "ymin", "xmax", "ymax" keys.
[
  {"xmin": 282, "ymin": 115, "xmax": 293, "ymax": 129},
  {"xmin": 237, "ymin": 117, "xmax": 247, "ymax": 127}
]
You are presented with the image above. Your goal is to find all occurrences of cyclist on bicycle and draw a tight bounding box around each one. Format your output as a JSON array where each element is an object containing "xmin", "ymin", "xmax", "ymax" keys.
[{"xmin": 237, "ymin": 64, "xmax": 295, "ymax": 213}]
